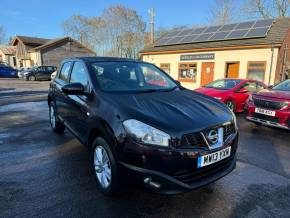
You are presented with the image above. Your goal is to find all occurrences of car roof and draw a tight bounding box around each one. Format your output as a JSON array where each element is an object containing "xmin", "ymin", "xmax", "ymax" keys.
[{"xmin": 62, "ymin": 56, "xmax": 145, "ymax": 64}]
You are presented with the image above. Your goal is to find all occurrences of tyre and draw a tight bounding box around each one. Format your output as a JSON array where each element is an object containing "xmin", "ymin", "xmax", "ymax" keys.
[
  {"xmin": 28, "ymin": 75, "xmax": 36, "ymax": 81},
  {"xmin": 49, "ymin": 102, "xmax": 65, "ymax": 134},
  {"xmin": 92, "ymin": 137, "xmax": 119, "ymax": 196},
  {"xmin": 226, "ymin": 100, "xmax": 235, "ymax": 111}
]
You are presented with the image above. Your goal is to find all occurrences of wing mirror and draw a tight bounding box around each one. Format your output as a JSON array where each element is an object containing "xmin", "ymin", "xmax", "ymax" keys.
[
  {"xmin": 238, "ymin": 88, "xmax": 248, "ymax": 93},
  {"xmin": 62, "ymin": 83, "xmax": 85, "ymax": 95}
]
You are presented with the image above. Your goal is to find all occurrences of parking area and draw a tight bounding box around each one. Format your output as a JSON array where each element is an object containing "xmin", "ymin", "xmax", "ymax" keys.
[{"xmin": 0, "ymin": 78, "xmax": 290, "ymax": 218}]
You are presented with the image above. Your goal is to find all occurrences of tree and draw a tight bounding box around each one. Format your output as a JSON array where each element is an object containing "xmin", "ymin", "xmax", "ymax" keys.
[
  {"xmin": 244, "ymin": 0, "xmax": 290, "ymax": 19},
  {"xmin": 0, "ymin": 25, "xmax": 6, "ymax": 44},
  {"xmin": 208, "ymin": 0, "xmax": 237, "ymax": 25},
  {"xmin": 62, "ymin": 5, "xmax": 146, "ymax": 59}
]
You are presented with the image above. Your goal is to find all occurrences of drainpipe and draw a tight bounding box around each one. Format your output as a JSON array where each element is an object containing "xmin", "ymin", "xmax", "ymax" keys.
[
  {"xmin": 268, "ymin": 45, "xmax": 274, "ymax": 85},
  {"xmin": 281, "ymin": 44, "xmax": 288, "ymax": 81}
]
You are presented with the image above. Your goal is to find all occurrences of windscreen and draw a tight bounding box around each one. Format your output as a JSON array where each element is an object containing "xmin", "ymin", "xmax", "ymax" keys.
[
  {"xmin": 90, "ymin": 62, "xmax": 177, "ymax": 92},
  {"xmin": 272, "ymin": 79, "xmax": 290, "ymax": 91},
  {"xmin": 204, "ymin": 79, "xmax": 242, "ymax": 90}
]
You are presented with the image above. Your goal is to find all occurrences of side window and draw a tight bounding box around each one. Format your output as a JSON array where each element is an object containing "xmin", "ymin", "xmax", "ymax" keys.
[
  {"xmin": 70, "ymin": 62, "xmax": 89, "ymax": 90},
  {"xmin": 239, "ymin": 82, "xmax": 257, "ymax": 92},
  {"xmin": 59, "ymin": 62, "xmax": 72, "ymax": 82}
]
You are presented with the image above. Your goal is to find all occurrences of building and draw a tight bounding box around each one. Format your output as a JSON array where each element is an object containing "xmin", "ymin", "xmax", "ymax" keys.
[
  {"xmin": 12, "ymin": 36, "xmax": 96, "ymax": 68},
  {"xmin": 140, "ymin": 18, "xmax": 290, "ymax": 89},
  {"xmin": 0, "ymin": 45, "xmax": 17, "ymax": 68}
]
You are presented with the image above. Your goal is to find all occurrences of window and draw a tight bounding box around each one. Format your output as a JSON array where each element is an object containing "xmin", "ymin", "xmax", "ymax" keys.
[
  {"xmin": 91, "ymin": 61, "xmax": 177, "ymax": 92},
  {"xmin": 205, "ymin": 79, "xmax": 242, "ymax": 90},
  {"xmin": 70, "ymin": 62, "xmax": 89, "ymax": 90},
  {"xmin": 238, "ymin": 82, "xmax": 257, "ymax": 92},
  {"xmin": 59, "ymin": 62, "xmax": 72, "ymax": 82},
  {"xmin": 178, "ymin": 63, "xmax": 197, "ymax": 82},
  {"xmin": 247, "ymin": 62, "xmax": 266, "ymax": 82},
  {"xmin": 160, "ymin": 63, "xmax": 170, "ymax": 75}
]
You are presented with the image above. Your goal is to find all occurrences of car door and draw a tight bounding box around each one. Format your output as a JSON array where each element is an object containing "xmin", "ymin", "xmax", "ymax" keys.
[
  {"xmin": 65, "ymin": 61, "xmax": 92, "ymax": 142},
  {"xmin": 233, "ymin": 82, "xmax": 257, "ymax": 110},
  {"xmin": 53, "ymin": 62, "xmax": 73, "ymax": 123}
]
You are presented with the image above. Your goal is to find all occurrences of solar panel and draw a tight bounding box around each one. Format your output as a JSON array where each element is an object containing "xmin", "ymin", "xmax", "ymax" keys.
[
  {"xmin": 180, "ymin": 35, "xmax": 199, "ymax": 43},
  {"xmin": 203, "ymin": 26, "xmax": 221, "ymax": 33},
  {"xmin": 235, "ymin": 21, "xmax": 255, "ymax": 30},
  {"xmin": 210, "ymin": 31, "xmax": 230, "ymax": 40},
  {"xmin": 245, "ymin": 27, "xmax": 269, "ymax": 38},
  {"xmin": 226, "ymin": 30, "xmax": 248, "ymax": 39},
  {"xmin": 154, "ymin": 18, "xmax": 274, "ymax": 46},
  {"xmin": 253, "ymin": 19, "xmax": 274, "ymax": 28},
  {"xmin": 191, "ymin": 27, "xmax": 207, "ymax": 34},
  {"xmin": 219, "ymin": 24, "xmax": 237, "ymax": 31},
  {"xmin": 195, "ymin": 33, "xmax": 214, "ymax": 41}
]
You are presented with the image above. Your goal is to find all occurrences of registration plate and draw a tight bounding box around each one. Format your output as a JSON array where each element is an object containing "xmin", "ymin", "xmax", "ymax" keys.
[
  {"xmin": 255, "ymin": 108, "xmax": 276, "ymax": 116},
  {"xmin": 197, "ymin": 147, "xmax": 231, "ymax": 168}
]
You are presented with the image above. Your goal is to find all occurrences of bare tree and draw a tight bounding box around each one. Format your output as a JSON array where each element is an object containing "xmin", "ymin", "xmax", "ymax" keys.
[
  {"xmin": 244, "ymin": 0, "xmax": 290, "ymax": 19},
  {"xmin": 208, "ymin": 0, "xmax": 237, "ymax": 25},
  {"xmin": 62, "ymin": 5, "xmax": 146, "ymax": 59},
  {"xmin": 0, "ymin": 25, "xmax": 6, "ymax": 44}
]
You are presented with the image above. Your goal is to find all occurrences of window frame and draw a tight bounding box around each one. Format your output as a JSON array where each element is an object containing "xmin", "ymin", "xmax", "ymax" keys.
[
  {"xmin": 69, "ymin": 61, "xmax": 91, "ymax": 93},
  {"xmin": 247, "ymin": 61, "xmax": 266, "ymax": 82},
  {"xmin": 58, "ymin": 61, "xmax": 73, "ymax": 83},
  {"xmin": 178, "ymin": 62, "xmax": 197, "ymax": 82}
]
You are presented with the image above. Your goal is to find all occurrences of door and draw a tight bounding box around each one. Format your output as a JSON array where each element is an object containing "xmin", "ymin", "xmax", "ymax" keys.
[
  {"xmin": 65, "ymin": 61, "xmax": 91, "ymax": 142},
  {"xmin": 232, "ymin": 82, "xmax": 258, "ymax": 111},
  {"xmin": 226, "ymin": 63, "xmax": 239, "ymax": 78},
  {"xmin": 201, "ymin": 62, "xmax": 215, "ymax": 86}
]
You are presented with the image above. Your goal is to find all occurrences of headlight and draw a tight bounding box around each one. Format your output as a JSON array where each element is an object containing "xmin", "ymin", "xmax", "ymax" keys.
[
  {"xmin": 230, "ymin": 110, "xmax": 238, "ymax": 130},
  {"xmin": 248, "ymin": 95, "xmax": 253, "ymax": 103},
  {"xmin": 123, "ymin": 119, "xmax": 170, "ymax": 147}
]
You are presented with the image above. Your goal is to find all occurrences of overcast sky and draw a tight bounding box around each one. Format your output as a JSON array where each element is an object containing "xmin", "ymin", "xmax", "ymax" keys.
[{"xmin": 0, "ymin": 0, "xmax": 227, "ymax": 39}]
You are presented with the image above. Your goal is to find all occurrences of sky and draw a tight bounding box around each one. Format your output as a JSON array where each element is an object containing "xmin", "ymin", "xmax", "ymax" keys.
[{"xmin": 0, "ymin": 0, "xmax": 220, "ymax": 40}]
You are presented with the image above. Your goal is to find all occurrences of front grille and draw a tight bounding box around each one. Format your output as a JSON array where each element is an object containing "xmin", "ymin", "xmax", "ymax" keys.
[
  {"xmin": 180, "ymin": 132, "xmax": 205, "ymax": 148},
  {"xmin": 179, "ymin": 123, "xmax": 235, "ymax": 148},
  {"xmin": 223, "ymin": 123, "xmax": 236, "ymax": 141},
  {"xmin": 253, "ymin": 98, "xmax": 287, "ymax": 110},
  {"xmin": 253, "ymin": 113, "xmax": 279, "ymax": 123},
  {"xmin": 173, "ymin": 155, "xmax": 234, "ymax": 184}
]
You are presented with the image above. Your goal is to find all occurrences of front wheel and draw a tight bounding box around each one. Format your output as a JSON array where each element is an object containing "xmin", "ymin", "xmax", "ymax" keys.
[
  {"xmin": 92, "ymin": 137, "xmax": 120, "ymax": 196},
  {"xmin": 27, "ymin": 75, "xmax": 36, "ymax": 81},
  {"xmin": 49, "ymin": 102, "xmax": 65, "ymax": 134}
]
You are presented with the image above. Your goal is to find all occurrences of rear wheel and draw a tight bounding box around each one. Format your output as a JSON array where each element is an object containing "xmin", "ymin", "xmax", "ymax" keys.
[
  {"xmin": 226, "ymin": 100, "xmax": 235, "ymax": 111},
  {"xmin": 92, "ymin": 137, "xmax": 119, "ymax": 196},
  {"xmin": 49, "ymin": 102, "xmax": 65, "ymax": 134},
  {"xmin": 28, "ymin": 75, "xmax": 36, "ymax": 81}
]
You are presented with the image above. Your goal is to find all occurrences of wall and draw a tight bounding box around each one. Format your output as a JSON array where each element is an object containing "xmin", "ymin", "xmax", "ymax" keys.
[
  {"xmin": 142, "ymin": 47, "xmax": 279, "ymax": 89},
  {"xmin": 29, "ymin": 51, "xmax": 42, "ymax": 66},
  {"xmin": 41, "ymin": 40, "xmax": 95, "ymax": 69}
]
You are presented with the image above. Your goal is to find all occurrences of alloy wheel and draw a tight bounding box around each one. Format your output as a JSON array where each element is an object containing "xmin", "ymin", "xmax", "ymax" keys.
[{"xmin": 94, "ymin": 146, "xmax": 112, "ymax": 188}]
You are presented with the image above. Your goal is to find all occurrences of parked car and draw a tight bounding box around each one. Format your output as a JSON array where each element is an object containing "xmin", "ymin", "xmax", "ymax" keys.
[
  {"xmin": 0, "ymin": 64, "xmax": 18, "ymax": 78},
  {"xmin": 23, "ymin": 66, "xmax": 57, "ymax": 81},
  {"xmin": 17, "ymin": 67, "xmax": 31, "ymax": 78},
  {"xmin": 195, "ymin": 79, "xmax": 267, "ymax": 112},
  {"xmin": 246, "ymin": 79, "xmax": 290, "ymax": 130},
  {"xmin": 48, "ymin": 57, "xmax": 238, "ymax": 195}
]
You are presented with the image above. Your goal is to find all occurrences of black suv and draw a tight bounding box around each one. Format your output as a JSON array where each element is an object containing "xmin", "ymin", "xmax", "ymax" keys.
[
  {"xmin": 24, "ymin": 66, "xmax": 57, "ymax": 81},
  {"xmin": 48, "ymin": 57, "xmax": 238, "ymax": 195}
]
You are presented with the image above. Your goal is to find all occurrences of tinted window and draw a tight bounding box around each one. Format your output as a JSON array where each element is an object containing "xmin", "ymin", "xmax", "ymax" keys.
[
  {"xmin": 239, "ymin": 82, "xmax": 257, "ymax": 92},
  {"xmin": 205, "ymin": 79, "xmax": 242, "ymax": 90},
  {"xmin": 91, "ymin": 62, "xmax": 177, "ymax": 92},
  {"xmin": 70, "ymin": 62, "xmax": 89, "ymax": 90},
  {"xmin": 272, "ymin": 79, "xmax": 290, "ymax": 91},
  {"xmin": 59, "ymin": 62, "xmax": 72, "ymax": 82}
]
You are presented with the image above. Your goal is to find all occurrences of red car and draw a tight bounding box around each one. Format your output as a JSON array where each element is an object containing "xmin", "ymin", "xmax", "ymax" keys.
[
  {"xmin": 195, "ymin": 79, "xmax": 267, "ymax": 112},
  {"xmin": 246, "ymin": 79, "xmax": 290, "ymax": 130}
]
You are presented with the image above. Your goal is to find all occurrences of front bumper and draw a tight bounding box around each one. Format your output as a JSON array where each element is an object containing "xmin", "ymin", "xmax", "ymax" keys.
[
  {"xmin": 119, "ymin": 133, "xmax": 238, "ymax": 194},
  {"xmin": 247, "ymin": 105, "xmax": 290, "ymax": 130}
]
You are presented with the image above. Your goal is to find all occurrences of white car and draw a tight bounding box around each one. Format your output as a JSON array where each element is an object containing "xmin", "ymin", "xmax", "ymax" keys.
[{"xmin": 51, "ymin": 71, "xmax": 57, "ymax": 80}]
